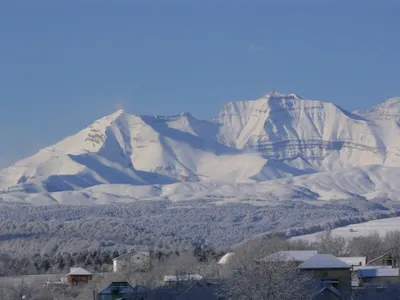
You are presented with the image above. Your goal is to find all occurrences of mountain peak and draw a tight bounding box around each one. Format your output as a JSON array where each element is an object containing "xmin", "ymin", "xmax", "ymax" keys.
[
  {"xmin": 355, "ymin": 96, "xmax": 400, "ymax": 120},
  {"xmin": 380, "ymin": 97, "xmax": 400, "ymax": 108},
  {"xmin": 263, "ymin": 91, "xmax": 302, "ymax": 100}
]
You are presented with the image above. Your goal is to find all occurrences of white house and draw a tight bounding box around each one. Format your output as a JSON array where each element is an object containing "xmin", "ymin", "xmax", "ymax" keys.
[{"xmin": 112, "ymin": 251, "xmax": 151, "ymax": 273}]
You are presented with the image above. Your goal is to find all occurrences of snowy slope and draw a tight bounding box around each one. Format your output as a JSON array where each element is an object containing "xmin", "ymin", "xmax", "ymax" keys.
[
  {"xmin": 355, "ymin": 97, "xmax": 400, "ymax": 121},
  {"xmin": 1, "ymin": 92, "xmax": 400, "ymax": 204},
  {"xmin": 290, "ymin": 216, "xmax": 400, "ymax": 242}
]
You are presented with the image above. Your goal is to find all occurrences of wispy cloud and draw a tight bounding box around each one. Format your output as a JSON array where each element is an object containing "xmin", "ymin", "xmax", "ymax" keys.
[
  {"xmin": 113, "ymin": 98, "xmax": 133, "ymax": 112},
  {"xmin": 248, "ymin": 43, "xmax": 265, "ymax": 53}
]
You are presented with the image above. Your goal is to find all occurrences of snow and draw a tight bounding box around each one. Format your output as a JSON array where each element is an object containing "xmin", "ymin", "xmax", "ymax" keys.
[
  {"xmin": 164, "ymin": 274, "xmax": 203, "ymax": 282},
  {"xmin": 357, "ymin": 268, "xmax": 399, "ymax": 278},
  {"xmin": 67, "ymin": 267, "xmax": 92, "ymax": 275},
  {"xmin": 298, "ymin": 254, "xmax": 350, "ymax": 269},
  {"xmin": 1, "ymin": 92, "xmax": 400, "ymax": 206},
  {"xmin": 337, "ymin": 257, "xmax": 366, "ymax": 267},
  {"xmin": 291, "ymin": 217, "xmax": 400, "ymax": 242},
  {"xmin": 217, "ymin": 252, "xmax": 235, "ymax": 265},
  {"xmin": 263, "ymin": 250, "xmax": 318, "ymax": 262}
]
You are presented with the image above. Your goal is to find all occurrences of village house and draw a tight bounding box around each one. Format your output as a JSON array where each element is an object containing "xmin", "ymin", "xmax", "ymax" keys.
[
  {"xmin": 262, "ymin": 250, "xmax": 318, "ymax": 265},
  {"xmin": 357, "ymin": 267, "xmax": 400, "ymax": 288},
  {"xmin": 298, "ymin": 254, "xmax": 351, "ymax": 300},
  {"xmin": 337, "ymin": 257, "xmax": 366, "ymax": 270},
  {"xmin": 67, "ymin": 267, "xmax": 92, "ymax": 285},
  {"xmin": 337, "ymin": 256, "xmax": 367, "ymax": 287},
  {"xmin": 367, "ymin": 252, "xmax": 397, "ymax": 267},
  {"xmin": 113, "ymin": 251, "xmax": 151, "ymax": 273}
]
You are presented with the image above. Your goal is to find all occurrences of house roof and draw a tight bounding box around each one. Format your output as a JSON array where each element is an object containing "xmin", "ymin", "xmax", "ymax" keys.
[
  {"xmin": 113, "ymin": 251, "xmax": 150, "ymax": 261},
  {"xmin": 298, "ymin": 254, "xmax": 350, "ymax": 269},
  {"xmin": 314, "ymin": 284, "xmax": 342, "ymax": 299},
  {"xmin": 357, "ymin": 268, "xmax": 399, "ymax": 278},
  {"xmin": 67, "ymin": 267, "xmax": 92, "ymax": 276},
  {"xmin": 164, "ymin": 274, "xmax": 203, "ymax": 282},
  {"xmin": 366, "ymin": 252, "xmax": 392, "ymax": 265},
  {"xmin": 217, "ymin": 252, "xmax": 235, "ymax": 265},
  {"xmin": 263, "ymin": 250, "xmax": 318, "ymax": 262},
  {"xmin": 97, "ymin": 282, "xmax": 148, "ymax": 295},
  {"xmin": 337, "ymin": 256, "xmax": 366, "ymax": 267}
]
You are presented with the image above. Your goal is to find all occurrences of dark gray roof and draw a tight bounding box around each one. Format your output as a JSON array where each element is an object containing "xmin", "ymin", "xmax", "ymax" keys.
[
  {"xmin": 298, "ymin": 254, "xmax": 350, "ymax": 269},
  {"xmin": 97, "ymin": 282, "xmax": 148, "ymax": 295}
]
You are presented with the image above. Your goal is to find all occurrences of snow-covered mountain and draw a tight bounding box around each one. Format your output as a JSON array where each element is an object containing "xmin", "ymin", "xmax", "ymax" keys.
[{"xmin": 2, "ymin": 92, "xmax": 400, "ymax": 204}]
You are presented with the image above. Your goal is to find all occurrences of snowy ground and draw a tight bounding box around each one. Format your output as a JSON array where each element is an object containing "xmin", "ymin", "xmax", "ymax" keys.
[{"xmin": 290, "ymin": 216, "xmax": 400, "ymax": 242}]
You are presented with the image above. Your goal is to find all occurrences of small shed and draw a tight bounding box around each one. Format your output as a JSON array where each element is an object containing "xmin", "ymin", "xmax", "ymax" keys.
[{"xmin": 67, "ymin": 267, "xmax": 92, "ymax": 285}]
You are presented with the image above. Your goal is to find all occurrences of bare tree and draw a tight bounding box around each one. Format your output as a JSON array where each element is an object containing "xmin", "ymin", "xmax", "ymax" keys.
[
  {"xmin": 384, "ymin": 231, "xmax": 400, "ymax": 266},
  {"xmin": 220, "ymin": 238, "xmax": 316, "ymax": 300},
  {"xmin": 314, "ymin": 229, "xmax": 348, "ymax": 256},
  {"xmin": 346, "ymin": 231, "xmax": 384, "ymax": 260}
]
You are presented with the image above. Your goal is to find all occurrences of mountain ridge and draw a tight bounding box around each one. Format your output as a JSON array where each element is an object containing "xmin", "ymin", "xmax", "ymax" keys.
[{"xmin": 1, "ymin": 92, "xmax": 400, "ymax": 204}]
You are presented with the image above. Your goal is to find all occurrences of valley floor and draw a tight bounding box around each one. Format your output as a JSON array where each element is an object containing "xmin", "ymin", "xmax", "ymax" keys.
[{"xmin": 0, "ymin": 197, "xmax": 399, "ymax": 255}]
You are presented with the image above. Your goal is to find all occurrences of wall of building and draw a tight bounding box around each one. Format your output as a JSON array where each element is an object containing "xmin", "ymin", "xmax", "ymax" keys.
[
  {"xmin": 302, "ymin": 268, "xmax": 351, "ymax": 296},
  {"xmin": 113, "ymin": 252, "xmax": 150, "ymax": 273}
]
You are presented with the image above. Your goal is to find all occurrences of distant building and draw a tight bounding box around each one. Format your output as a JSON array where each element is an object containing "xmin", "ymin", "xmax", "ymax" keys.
[
  {"xmin": 357, "ymin": 268, "xmax": 400, "ymax": 288},
  {"xmin": 262, "ymin": 250, "xmax": 318, "ymax": 265},
  {"xmin": 337, "ymin": 256, "xmax": 367, "ymax": 287},
  {"xmin": 337, "ymin": 257, "xmax": 366, "ymax": 270},
  {"xmin": 96, "ymin": 282, "xmax": 148, "ymax": 300},
  {"xmin": 298, "ymin": 254, "xmax": 351, "ymax": 300},
  {"xmin": 67, "ymin": 267, "xmax": 92, "ymax": 285},
  {"xmin": 367, "ymin": 253, "xmax": 397, "ymax": 267},
  {"xmin": 113, "ymin": 251, "xmax": 151, "ymax": 273}
]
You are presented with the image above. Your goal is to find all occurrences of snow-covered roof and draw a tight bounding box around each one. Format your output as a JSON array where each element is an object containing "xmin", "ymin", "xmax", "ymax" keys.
[
  {"xmin": 357, "ymin": 268, "xmax": 399, "ymax": 278},
  {"xmin": 263, "ymin": 250, "xmax": 318, "ymax": 262},
  {"xmin": 337, "ymin": 257, "xmax": 366, "ymax": 267},
  {"xmin": 68, "ymin": 267, "xmax": 92, "ymax": 276},
  {"xmin": 164, "ymin": 274, "xmax": 203, "ymax": 282},
  {"xmin": 217, "ymin": 252, "xmax": 235, "ymax": 265},
  {"xmin": 298, "ymin": 254, "xmax": 350, "ymax": 269}
]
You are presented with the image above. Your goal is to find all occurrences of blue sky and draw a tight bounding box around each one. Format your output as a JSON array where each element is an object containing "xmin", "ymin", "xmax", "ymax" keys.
[{"xmin": 0, "ymin": 0, "xmax": 399, "ymax": 167}]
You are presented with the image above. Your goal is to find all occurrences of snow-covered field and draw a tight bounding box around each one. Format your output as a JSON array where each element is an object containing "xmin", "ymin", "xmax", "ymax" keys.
[{"xmin": 291, "ymin": 216, "xmax": 400, "ymax": 242}]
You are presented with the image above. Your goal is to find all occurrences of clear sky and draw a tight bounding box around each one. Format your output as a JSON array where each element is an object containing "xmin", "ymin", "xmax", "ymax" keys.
[{"xmin": 0, "ymin": 0, "xmax": 399, "ymax": 168}]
